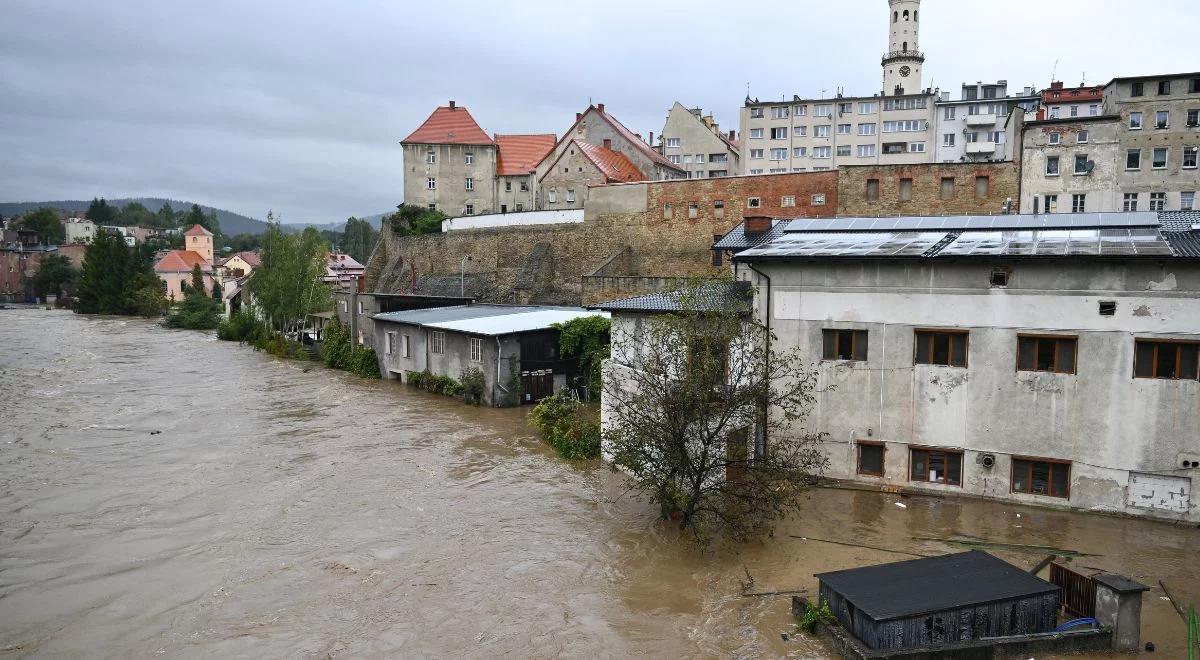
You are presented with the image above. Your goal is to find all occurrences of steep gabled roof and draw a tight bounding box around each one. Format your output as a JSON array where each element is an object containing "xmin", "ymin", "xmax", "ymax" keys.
[
  {"xmin": 402, "ymin": 104, "xmax": 495, "ymax": 146},
  {"xmin": 154, "ymin": 249, "xmax": 210, "ymax": 272},
  {"xmin": 594, "ymin": 105, "xmax": 682, "ymax": 171},
  {"xmin": 495, "ymin": 134, "xmax": 557, "ymax": 175},
  {"xmin": 574, "ymin": 140, "xmax": 644, "ymax": 183},
  {"xmin": 183, "ymin": 224, "xmax": 212, "ymax": 237}
]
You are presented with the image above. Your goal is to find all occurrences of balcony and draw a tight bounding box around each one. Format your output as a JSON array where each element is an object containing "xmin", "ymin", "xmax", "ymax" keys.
[
  {"xmin": 966, "ymin": 141, "xmax": 998, "ymax": 155},
  {"xmin": 965, "ymin": 113, "xmax": 998, "ymax": 127},
  {"xmin": 881, "ymin": 49, "xmax": 925, "ymax": 65}
]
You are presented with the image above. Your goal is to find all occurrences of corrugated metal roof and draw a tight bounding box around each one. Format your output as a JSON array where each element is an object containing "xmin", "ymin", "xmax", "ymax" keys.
[
  {"xmin": 592, "ymin": 281, "xmax": 752, "ymax": 314},
  {"xmin": 1164, "ymin": 231, "xmax": 1200, "ymax": 257},
  {"xmin": 784, "ymin": 212, "xmax": 1160, "ymax": 233},
  {"xmin": 373, "ymin": 305, "xmax": 606, "ymax": 336}
]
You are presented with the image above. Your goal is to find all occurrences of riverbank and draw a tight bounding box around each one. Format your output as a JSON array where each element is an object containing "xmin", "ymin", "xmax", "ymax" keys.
[{"xmin": 1, "ymin": 309, "xmax": 1196, "ymax": 658}]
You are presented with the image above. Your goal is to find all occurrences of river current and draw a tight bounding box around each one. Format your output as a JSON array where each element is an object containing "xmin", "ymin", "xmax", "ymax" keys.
[{"xmin": 1, "ymin": 310, "xmax": 1196, "ymax": 658}]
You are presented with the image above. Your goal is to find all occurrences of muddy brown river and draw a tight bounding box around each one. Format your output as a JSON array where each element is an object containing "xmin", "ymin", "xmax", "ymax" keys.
[{"xmin": 1, "ymin": 309, "xmax": 1197, "ymax": 658}]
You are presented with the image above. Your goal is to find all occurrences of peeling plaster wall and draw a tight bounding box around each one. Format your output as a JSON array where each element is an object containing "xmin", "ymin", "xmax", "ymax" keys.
[{"xmin": 745, "ymin": 258, "xmax": 1200, "ymax": 523}]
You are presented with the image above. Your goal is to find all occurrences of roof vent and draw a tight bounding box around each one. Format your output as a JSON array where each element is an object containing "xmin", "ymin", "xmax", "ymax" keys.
[{"xmin": 449, "ymin": 100, "xmax": 456, "ymax": 109}]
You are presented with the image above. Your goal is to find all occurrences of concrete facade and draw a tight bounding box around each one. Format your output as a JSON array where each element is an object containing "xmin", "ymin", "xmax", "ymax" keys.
[
  {"xmin": 732, "ymin": 257, "xmax": 1200, "ymax": 524},
  {"xmin": 838, "ymin": 160, "xmax": 1020, "ymax": 216},
  {"xmin": 376, "ymin": 319, "xmax": 519, "ymax": 408},
  {"xmin": 659, "ymin": 102, "xmax": 740, "ymax": 178},
  {"xmin": 495, "ymin": 174, "xmax": 537, "ymax": 213},
  {"xmin": 1039, "ymin": 81, "xmax": 1105, "ymax": 121},
  {"xmin": 402, "ymin": 141, "xmax": 499, "ymax": 216},
  {"xmin": 934, "ymin": 82, "xmax": 1039, "ymax": 163},
  {"xmin": 64, "ymin": 218, "xmax": 95, "ymax": 244},
  {"xmin": 539, "ymin": 143, "xmax": 612, "ymax": 210},
  {"xmin": 1104, "ymin": 72, "xmax": 1200, "ymax": 213},
  {"xmin": 1020, "ymin": 116, "xmax": 1123, "ymax": 214}
]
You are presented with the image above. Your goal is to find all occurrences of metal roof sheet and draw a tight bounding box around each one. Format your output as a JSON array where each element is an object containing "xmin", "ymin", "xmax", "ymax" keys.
[
  {"xmin": 784, "ymin": 212, "xmax": 1160, "ymax": 233},
  {"xmin": 592, "ymin": 281, "xmax": 752, "ymax": 313},
  {"xmin": 713, "ymin": 219, "xmax": 793, "ymax": 251},
  {"xmin": 373, "ymin": 305, "xmax": 606, "ymax": 336}
]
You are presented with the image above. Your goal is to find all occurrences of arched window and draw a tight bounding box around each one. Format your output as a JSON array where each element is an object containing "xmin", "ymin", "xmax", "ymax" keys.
[
  {"xmin": 914, "ymin": 10, "xmax": 918, "ymax": 21},
  {"xmin": 903, "ymin": 9, "xmax": 910, "ymax": 20},
  {"xmin": 893, "ymin": 11, "xmax": 898, "ymax": 22},
  {"xmin": 903, "ymin": 41, "xmax": 908, "ymax": 51}
]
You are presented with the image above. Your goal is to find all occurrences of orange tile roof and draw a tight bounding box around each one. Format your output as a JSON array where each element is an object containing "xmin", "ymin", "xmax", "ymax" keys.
[
  {"xmin": 593, "ymin": 105, "xmax": 682, "ymax": 171},
  {"xmin": 495, "ymin": 134, "xmax": 557, "ymax": 175},
  {"xmin": 402, "ymin": 104, "xmax": 495, "ymax": 146},
  {"xmin": 574, "ymin": 140, "xmax": 644, "ymax": 183},
  {"xmin": 154, "ymin": 249, "xmax": 211, "ymax": 273},
  {"xmin": 183, "ymin": 224, "xmax": 212, "ymax": 237},
  {"xmin": 236, "ymin": 250, "xmax": 261, "ymax": 267}
]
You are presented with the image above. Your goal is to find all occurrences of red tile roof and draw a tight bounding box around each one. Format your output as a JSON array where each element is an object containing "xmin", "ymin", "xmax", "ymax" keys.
[
  {"xmin": 402, "ymin": 104, "xmax": 495, "ymax": 146},
  {"xmin": 495, "ymin": 134, "xmax": 557, "ymax": 175},
  {"xmin": 183, "ymin": 224, "xmax": 212, "ymax": 237},
  {"xmin": 574, "ymin": 140, "xmax": 644, "ymax": 183},
  {"xmin": 154, "ymin": 249, "xmax": 211, "ymax": 272},
  {"xmin": 593, "ymin": 105, "xmax": 683, "ymax": 171},
  {"xmin": 236, "ymin": 250, "xmax": 261, "ymax": 267}
]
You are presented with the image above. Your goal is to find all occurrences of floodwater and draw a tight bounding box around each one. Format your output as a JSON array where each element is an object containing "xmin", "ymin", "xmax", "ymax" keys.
[{"xmin": 1, "ymin": 309, "xmax": 1196, "ymax": 659}]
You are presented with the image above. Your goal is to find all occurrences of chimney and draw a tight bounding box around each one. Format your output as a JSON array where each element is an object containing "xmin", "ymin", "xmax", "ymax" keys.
[
  {"xmin": 597, "ymin": 103, "xmax": 605, "ymax": 113},
  {"xmin": 743, "ymin": 215, "xmax": 772, "ymax": 235},
  {"xmin": 449, "ymin": 100, "xmax": 456, "ymax": 109},
  {"xmin": 576, "ymin": 112, "xmax": 583, "ymax": 121},
  {"xmin": 1050, "ymin": 81, "xmax": 1064, "ymax": 90},
  {"xmin": 728, "ymin": 130, "xmax": 735, "ymax": 140},
  {"xmin": 649, "ymin": 131, "xmax": 654, "ymax": 145}
]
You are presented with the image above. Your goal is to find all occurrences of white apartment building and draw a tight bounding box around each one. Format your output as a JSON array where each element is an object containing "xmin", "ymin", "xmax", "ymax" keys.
[
  {"xmin": 738, "ymin": 0, "xmax": 936, "ymax": 174},
  {"xmin": 659, "ymin": 102, "xmax": 741, "ymax": 179},
  {"xmin": 934, "ymin": 81, "xmax": 1039, "ymax": 163}
]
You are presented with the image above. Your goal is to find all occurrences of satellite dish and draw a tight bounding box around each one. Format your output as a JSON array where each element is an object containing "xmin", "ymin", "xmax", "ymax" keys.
[{"xmin": 1085, "ymin": 160, "xmax": 1096, "ymax": 173}]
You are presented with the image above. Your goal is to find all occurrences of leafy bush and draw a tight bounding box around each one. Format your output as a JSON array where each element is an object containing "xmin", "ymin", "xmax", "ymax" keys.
[
  {"xmin": 554, "ymin": 316, "xmax": 611, "ymax": 394},
  {"xmin": 164, "ymin": 291, "xmax": 222, "ymax": 329},
  {"xmin": 349, "ymin": 346, "xmax": 381, "ymax": 378},
  {"xmin": 323, "ymin": 321, "xmax": 352, "ymax": 369},
  {"xmin": 218, "ymin": 310, "xmax": 269, "ymax": 343},
  {"xmin": 798, "ymin": 599, "xmax": 837, "ymax": 634},
  {"xmin": 388, "ymin": 203, "xmax": 446, "ymax": 236},
  {"xmin": 460, "ymin": 367, "xmax": 485, "ymax": 405},
  {"xmin": 405, "ymin": 370, "xmax": 465, "ymax": 397},
  {"xmin": 530, "ymin": 391, "xmax": 601, "ymax": 460},
  {"xmin": 251, "ymin": 332, "xmax": 310, "ymax": 359}
]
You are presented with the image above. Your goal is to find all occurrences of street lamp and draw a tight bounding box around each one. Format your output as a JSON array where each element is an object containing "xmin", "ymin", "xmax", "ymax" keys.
[{"xmin": 461, "ymin": 255, "xmax": 472, "ymax": 296}]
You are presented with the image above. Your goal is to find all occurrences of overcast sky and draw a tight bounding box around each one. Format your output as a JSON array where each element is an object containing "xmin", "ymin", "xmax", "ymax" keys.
[{"xmin": 1, "ymin": 0, "xmax": 1196, "ymax": 224}]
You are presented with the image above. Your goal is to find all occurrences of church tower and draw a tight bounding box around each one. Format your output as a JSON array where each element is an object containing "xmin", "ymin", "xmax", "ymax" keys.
[{"xmin": 882, "ymin": 0, "xmax": 924, "ymax": 96}]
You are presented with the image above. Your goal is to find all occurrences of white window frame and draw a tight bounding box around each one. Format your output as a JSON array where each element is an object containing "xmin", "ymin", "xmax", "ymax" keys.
[
  {"xmin": 1077, "ymin": 130, "xmax": 1089, "ymax": 144},
  {"xmin": 943, "ymin": 133, "xmax": 955, "ymax": 147},
  {"xmin": 793, "ymin": 126, "xmax": 807, "ymax": 137},
  {"xmin": 1183, "ymin": 146, "xmax": 1198, "ymax": 169},
  {"xmin": 750, "ymin": 107, "xmax": 764, "ymax": 118},
  {"xmin": 469, "ymin": 337, "xmax": 483, "ymax": 362},
  {"xmin": 837, "ymin": 124, "xmax": 852, "ymax": 135},
  {"xmin": 1123, "ymin": 193, "xmax": 1139, "ymax": 212},
  {"xmin": 749, "ymin": 128, "xmax": 764, "ymax": 139},
  {"xmin": 859, "ymin": 102, "xmax": 877, "ymax": 114},
  {"xmin": 465, "ymin": 177, "xmax": 474, "ymax": 191},
  {"xmin": 566, "ymin": 189, "xmax": 575, "ymax": 203},
  {"xmin": 427, "ymin": 177, "xmax": 437, "ymax": 190},
  {"xmin": 857, "ymin": 144, "xmax": 876, "ymax": 158},
  {"xmin": 547, "ymin": 189, "xmax": 557, "ymax": 203},
  {"xmin": 1149, "ymin": 192, "xmax": 1167, "ymax": 211},
  {"xmin": 431, "ymin": 331, "xmax": 445, "ymax": 354},
  {"xmin": 747, "ymin": 197, "xmax": 761, "ymax": 208},
  {"xmin": 811, "ymin": 193, "xmax": 826, "ymax": 206},
  {"xmin": 386, "ymin": 331, "xmax": 396, "ymax": 355},
  {"xmin": 780, "ymin": 195, "xmax": 796, "ymax": 208},
  {"xmin": 813, "ymin": 146, "xmax": 832, "ymax": 159},
  {"xmin": 770, "ymin": 148, "xmax": 787, "ymax": 161},
  {"xmin": 859, "ymin": 123, "xmax": 876, "ymax": 136},
  {"xmin": 793, "ymin": 147, "xmax": 807, "ymax": 158},
  {"xmin": 465, "ymin": 152, "xmax": 474, "ymax": 165},
  {"xmin": 1048, "ymin": 132, "xmax": 1061, "ymax": 145},
  {"xmin": 1129, "ymin": 112, "xmax": 1143, "ymax": 129},
  {"xmin": 1152, "ymin": 147, "xmax": 1168, "ymax": 169},
  {"xmin": 1181, "ymin": 191, "xmax": 1195, "ymax": 211},
  {"xmin": 770, "ymin": 127, "xmax": 788, "ymax": 140},
  {"xmin": 772, "ymin": 106, "xmax": 789, "ymax": 119},
  {"xmin": 425, "ymin": 151, "xmax": 436, "ymax": 164},
  {"xmin": 1071, "ymin": 193, "xmax": 1087, "ymax": 213},
  {"xmin": 814, "ymin": 125, "xmax": 830, "ymax": 138},
  {"xmin": 1045, "ymin": 155, "xmax": 1060, "ymax": 176},
  {"xmin": 401, "ymin": 334, "xmax": 411, "ymax": 358},
  {"xmin": 665, "ymin": 137, "xmax": 681, "ymax": 148}
]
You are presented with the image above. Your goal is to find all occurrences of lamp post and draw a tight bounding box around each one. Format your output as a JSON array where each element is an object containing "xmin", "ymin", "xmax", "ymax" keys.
[{"xmin": 461, "ymin": 255, "xmax": 472, "ymax": 296}]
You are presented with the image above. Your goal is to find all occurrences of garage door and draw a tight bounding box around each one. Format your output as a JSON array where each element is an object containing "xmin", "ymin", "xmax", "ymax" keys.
[{"xmin": 1126, "ymin": 472, "xmax": 1192, "ymax": 514}]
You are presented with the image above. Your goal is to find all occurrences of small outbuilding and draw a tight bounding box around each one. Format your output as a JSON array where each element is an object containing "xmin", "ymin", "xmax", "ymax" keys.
[{"xmin": 815, "ymin": 550, "xmax": 1059, "ymax": 651}]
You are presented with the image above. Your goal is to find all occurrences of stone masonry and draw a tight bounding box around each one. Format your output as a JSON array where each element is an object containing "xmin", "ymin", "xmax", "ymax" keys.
[{"xmin": 837, "ymin": 160, "xmax": 1021, "ymax": 217}]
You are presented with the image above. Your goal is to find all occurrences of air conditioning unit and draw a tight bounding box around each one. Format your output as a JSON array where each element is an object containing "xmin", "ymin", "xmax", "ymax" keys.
[{"xmin": 977, "ymin": 453, "xmax": 997, "ymax": 468}]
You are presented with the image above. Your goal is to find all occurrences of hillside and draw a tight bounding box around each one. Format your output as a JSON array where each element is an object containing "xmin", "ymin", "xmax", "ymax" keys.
[{"xmin": 0, "ymin": 198, "xmax": 270, "ymax": 235}]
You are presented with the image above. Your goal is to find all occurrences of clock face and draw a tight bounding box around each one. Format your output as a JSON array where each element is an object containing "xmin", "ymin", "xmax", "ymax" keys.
[{"xmin": 899, "ymin": 66, "xmax": 912, "ymax": 77}]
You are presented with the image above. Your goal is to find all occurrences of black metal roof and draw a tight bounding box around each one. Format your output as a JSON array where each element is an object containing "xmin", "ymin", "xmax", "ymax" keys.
[
  {"xmin": 815, "ymin": 551, "xmax": 1059, "ymax": 622},
  {"xmin": 590, "ymin": 281, "xmax": 752, "ymax": 314},
  {"xmin": 713, "ymin": 220, "xmax": 789, "ymax": 251},
  {"xmin": 1159, "ymin": 210, "xmax": 1200, "ymax": 232}
]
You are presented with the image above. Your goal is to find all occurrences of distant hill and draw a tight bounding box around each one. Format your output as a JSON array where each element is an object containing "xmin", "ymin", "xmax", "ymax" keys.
[{"xmin": 0, "ymin": 198, "xmax": 270, "ymax": 235}]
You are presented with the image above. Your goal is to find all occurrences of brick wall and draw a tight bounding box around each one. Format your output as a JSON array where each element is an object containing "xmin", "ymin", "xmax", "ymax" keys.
[{"xmin": 837, "ymin": 161, "xmax": 1020, "ymax": 216}]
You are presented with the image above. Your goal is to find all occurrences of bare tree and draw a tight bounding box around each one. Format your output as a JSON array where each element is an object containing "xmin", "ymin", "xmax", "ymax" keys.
[{"xmin": 602, "ymin": 282, "xmax": 827, "ymax": 543}]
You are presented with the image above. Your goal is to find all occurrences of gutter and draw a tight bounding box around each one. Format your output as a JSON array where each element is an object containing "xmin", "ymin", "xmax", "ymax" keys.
[{"xmin": 744, "ymin": 261, "xmax": 771, "ymax": 458}]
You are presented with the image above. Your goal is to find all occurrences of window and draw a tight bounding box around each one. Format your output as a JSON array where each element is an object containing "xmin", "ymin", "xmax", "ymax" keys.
[
  {"xmin": 811, "ymin": 193, "xmax": 826, "ymax": 206},
  {"xmin": 814, "ymin": 104, "xmax": 833, "ymax": 117},
  {"xmin": 515, "ymin": 203, "xmax": 524, "ymax": 212},
  {"xmin": 468, "ymin": 337, "xmax": 483, "ymax": 362},
  {"xmin": 547, "ymin": 189, "xmax": 557, "ymax": 203},
  {"xmin": 1134, "ymin": 340, "xmax": 1199, "ymax": 380},
  {"xmin": 1017, "ymin": 335, "xmax": 1077, "ymax": 374},
  {"xmin": 943, "ymin": 133, "xmax": 956, "ymax": 147},
  {"xmin": 990, "ymin": 267, "xmax": 1009, "ymax": 287},
  {"xmin": 1074, "ymin": 154, "xmax": 1089, "ymax": 175},
  {"xmin": 749, "ymin": 128, "xmax": 763, "ymax": 139},
  {"xmin": 813, "ymin": 147, "xmax": 831, "ymax": 159},
  {"xmin": 909, "ymin": 142, "xmax": 926, "ymax": 153},
  {"xmin": 748, "ymin": 169, "xmax": 764, "ymax": 175},
  {"xmin": 1077, "ymin": 130, "xmax": 1089, "ymax": 143},
  {"xmin": 683, "ymin": 155, "xmax": 692, "ymax": 164},
  {"xmin": 1089, "ymin": 104, "xmax": 1099, "ymax": 116},
  {"xmin": 1189, "ymin": 109, "xmax": 1199, "ymax": 126},
  {"xmin": 1123, "ymin": 193, "xmax": 1139, "ymax": 212},
  {"xmin": 771, "ymin": 127, "xmax": 788, "ymax": 139},
  {"xmin": 401, "ymin": 334, "xmax": 411, "ymax": 358},
  {"xmin": 425, "ymin": 151, "xmax": 435, "ymax": 164},
  {"xmin": 566, "ymin": 189, "xmax": 575, "ymax": 203},
  {"xmin": 386, "ymin": 331, "xmax": 396, "ymax": 355},
  {"xmin": 669, "ymin": 154, "xmax": 682, "ymax": 164},
  {"xmin": 1192, "ymin": 78, "xmax": 1200, "ymax": 93},
  {"xmin": 1048, "ymin": 132, "xmax": 1061, "ymax": 145},
  {"xmin": 793, "ymin": 147, "xmax": 807, "ymax": 158},
  {"xmin": 1045, "ymin": 156, "xmax": 1060, "ymax": 176},
  {"xmin": 686, "ymin": 201, "xmax": 698, "ymax": 218},
  {"xmin": 838, "ymin": 102, "xmax": 853, "ymax": 114},
  {"xmin": 837, "ymin": 124, "xmax": 852, "ymax": 135},
  {"xmin": 1158, "ymin": 80, "xmax": 1172, "ymax": 95},
  {"xmin": 1129, "ymin": 112, "xmax": 1143, "ymax": 129},
  {"xmin": 964, "ymin": 132, "xmax": 979, "ymax": 143},
  {"xmin": 749, "ymin": 149, "xmax": 764, "ymax": 159},
  {"xmin": 794, "ymin": 104, "xmax": 808, "ymax": 116},
  {"xmin": 1012, "ymin": 458, "xmax": 1071, "ymax": 498},
  {"xmin": 910, "ymin": 448, "xmax": 963, "ymax": 486},
  {"xmin": 1156, "ymin": 110, "xmax": 1170, "ymax": 129},
  {"xmin": 943, "ymin": 106, "xmax": 957, "ymax": 120},
  {"xmin": 662, "ymin": 203, "xmax": 672, "ymax": 219},
  {"xmin": 1071, "ymin": 194, "xmax": 1087, "ymax": 213},
  {"xmin": 1150, "ymin": 192, "xmax": 1166, "ymax": 211},
  {"xmin": 464, "ymin": 204, "xmax": 474, "ymax": 215},
  {"xmin": 883, "ymin": 98, "xmax": 927, "ymax": 111},
  {"xmin": 749, "ymin": 107, "xmax": 764, "ymax": 118},
  {"xmin": 851, "ymin": 123, "xmax": 874, "ymax": 137},
  {"xmin": 1043, "ymin": 194, "xmax": 1058, "ymax": 213},
  {"xmin": 823, "ymin": 329, "xmax": 867, "ymax": 361},
  {"xmin": 1131, "ymin": 81, "xmax": 1145, "ymax": 97},
  {"xmin": 1184, "ymin": 147, "xmax": 1198, "ymax": 169},
  {"xmin": 1182, "ymin": 191, "xmax": 1195, "ymax": 210},
  {"xmin": 426, "ymin": 177, "xmax": 436, "ymax": 190},
  {"xmin": 814, "ymin": 125, "xmax": 830, "ymax": 138},
  {"xmin": 429, "ymin": 331, "xmax": 445, "ymax": 354},
  {"xmin": 859, "ymin": 102, "xmax": 877, "ymax": 114},
  {"xmin": 857, "ymin": 442, "xmax": 885, "ymax": 477},
  {"xmin": 427, "ymin": 203, "xmax": 437, "ymax": 212},
  {"xmin": 780, "ymin": 195, "xmax": 795, "ymax": 208},
  {"xmin": 793, "ymin": 126, "xmax": 807, "ymax": 137},
  {"xmin": 1070, "ymin": 105, "xmax": 1079, "ymax": 117},
  {"xmin": 1153, "ymin": 147, "xmax": 1168, "ymax": 169},
  {"xmin": 940, "ymin": 177, "xmax": 955, "ymax": 200},
  {"xmin": 772, "ymin": 106, "xmax": 789, "ymax": 119},
  {"xmin": 1127, "ymin": 149, "xmax": 1142, "ymax": 170},
  {"xmin": 857, "ymin": 144, "xmax": 876, "ymax": 157},
  {"xmin": 865, "ymin": 178, "xmax": 880, "ymax": 201},
  {"xmin": 898, "ymin": 178, "xmax": 913, "ymax": 201},
  {"xmin": 915, "ymin": 330, "xmax": 968, "ymax": 367},
  {"xmin": 883, "ymin": 120, "xmax": 923, "ymax": 132},
  {"xmin": 465, "ymin": 177, "xmax": 474, "ymax": 191},
  {"xmin": 1099, "ymin": 300, "xmax": 1117, "ymax": 316},
  {"xmin": 747, "ymin": 197, "xmax": 761, "ymax": 208},
  {"xmin": 836, "ymin": 145, "xmax": 851, "ymax": 157},
  {"xmin": 520, "ymin": 181, "xmax": 528, "ymax": 192},
  {"xmin": 1049, "ymin": 106, "xmax": 1060, "ymax": 119},
  {"xmin": 464, "ymin": 152, "xmax": 474, "ymax": 165},
  {"xmin": 771, "ymin": 148, "xmax": 788, "ymax": 160},
  {"xmin": 504, "ymin": 180, "xmax": 512, "ymax": 192},
  {"xmin": 975, "ymin": 175, "xmax": 989, "ymax": 198}
]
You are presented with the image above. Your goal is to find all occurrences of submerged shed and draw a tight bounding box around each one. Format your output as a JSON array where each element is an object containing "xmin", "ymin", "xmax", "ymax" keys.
[{"xmin": 815, "ymin": 550, "xmax": 1059, "ymax": 651}]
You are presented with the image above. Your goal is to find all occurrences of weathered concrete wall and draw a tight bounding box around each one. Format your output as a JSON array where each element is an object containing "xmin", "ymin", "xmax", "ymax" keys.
[
  {"xmin": 539, "ymin": 145, "xmax": 606, "ymax": 209},
  {"xmin": 741, "ymin": 258, "xmax": 1200, "ymax": 523},
  {"xmin": 838, "ymin": 160, "xmax": 1020, "ymax": 216},
  {"xmin": 1020, "ymin": 117, "xmax": 1122, "ymax": 213},
  {"xmin": 375, "ymin": 320, "xmax": 519, "ymax": 407},
  {"xmin": 403, "ymin": 142, "xmax": 498, "ymax": 216}
]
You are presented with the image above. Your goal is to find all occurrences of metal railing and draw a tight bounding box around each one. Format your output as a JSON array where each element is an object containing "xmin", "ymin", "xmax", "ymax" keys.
[{"xmin": 881, "ymin": 49, "xmax": 925, "ymax": 62}]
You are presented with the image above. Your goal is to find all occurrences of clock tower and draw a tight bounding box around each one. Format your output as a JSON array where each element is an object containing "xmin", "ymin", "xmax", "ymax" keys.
[{"xmin": 882, "ymin": 0, "xmax": 924, "ymax": 95}]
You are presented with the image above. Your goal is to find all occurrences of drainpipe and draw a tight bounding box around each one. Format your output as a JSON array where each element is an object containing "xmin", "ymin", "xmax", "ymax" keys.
[
  {"xmin": 495, "ymin": 336, "xmax": 509, "ymax": 407},
  {"xmin": 745, "ymin": 260, "xmax": 771, "ymax": 458}
]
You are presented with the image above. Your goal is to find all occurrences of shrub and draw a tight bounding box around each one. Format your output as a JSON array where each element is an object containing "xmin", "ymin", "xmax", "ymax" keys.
[
  {"xmin": 798, "ymin": 599, "xmax": 837, "ymax": 634},
  {"xmin": 251, "ymin": 332, "xmax": 310, "ymax": 359},
  {"xmin": 530, "ymin": 391, "xmax": 601, "ymax": 460},
  {"xmin": 323, "ymin": 322, "xmax": 352, "ymax": 369},
  {"xmin": 218, "ymin": 310, "xmax": 268, "ymax": 343},
  {"xmin": 348, "ymin": 345, "xmax": 381, "ymax": 378},
  {"xmin": 460, "ymin": 367, "xmax": 485, "ymax": 405}
]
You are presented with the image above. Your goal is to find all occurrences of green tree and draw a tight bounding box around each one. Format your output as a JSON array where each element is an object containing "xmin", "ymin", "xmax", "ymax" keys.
[
  {"xmin": 155, "ymin": 202, "xmax": 177, "ymax": 229},
  {"xmin": 31, "ymin": 253, "xmax": 79, "ymax": 299},
  {"xmin": 85, "ymin": 198, "xmax": 118, "ymax": 226},
  {"xmin": 225, "ymin": 233, "xmax": 262, "ymax": 252},
  {"xmin": 602, "ymin": 281, "xmax": 828, "ymax": 544},
  {"xmin": 388, "ymin": 204, "xmax": 445, "ymax": 236},
  {"xmin": 75, "ymin": 229, "xmax": 131, "ymax": 314},
  {"xmin": 342, "ymin": 216, "xmax": 379, "ymax": 263},
  {"xmin": 555, "ymin": 315, "xmax": 611, "ymax": 395},
  {"xmin": 117, "ymin": 201, "xmax": 154, "ymax": 227},
  {"xmin": 249, "ymin": 220, "xmax": 331, "ymax": 336},
  {"xmin": 14, "ymin": 207, "xmax": 65, "ymax": 244},
  {"xmin": 184, "ymin": 204, "xmax": 220, "ymax": 235}
]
